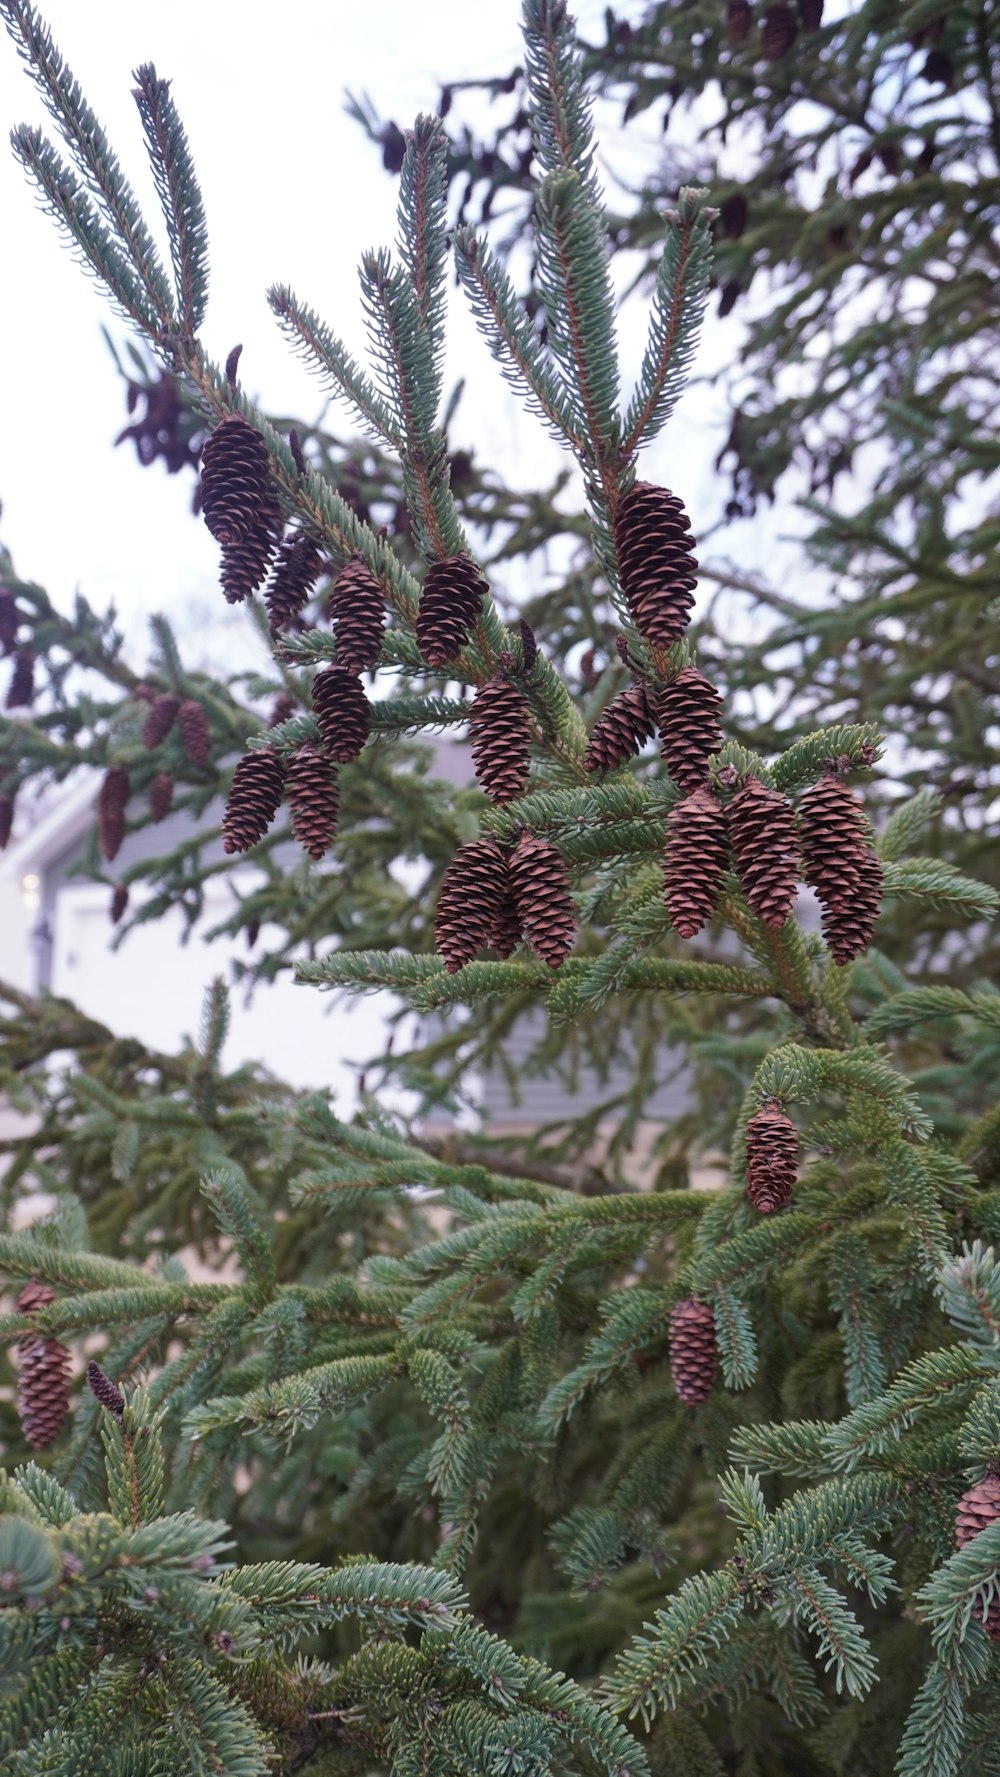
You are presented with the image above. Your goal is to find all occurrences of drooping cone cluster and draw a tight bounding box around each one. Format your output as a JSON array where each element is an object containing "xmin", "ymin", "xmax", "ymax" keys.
[
  {"xmin": 328, "ymin": 556, "xmax": 386, "ymax": 673},
  {"xmin": 509, "ymin": 832, "xmax": 576, "ymax": 968},
  {"xmin": 98, "ymin": 765, "xmax": 129, "ymax": 863},
  {"xmin": 435, "ymin": 837, "xmax": 508, "ymax": 973},
  {"xmin": 417, "ymin": 553, "xmax": 488, "ymax": 667},
  {"xmin": 16, "ymin": 1280, "xmax": 71, "ymax": 1450},
  {"xmin": 312, "ymin": 666, "xmax": 371, "ymax": 763},
  {"xmin": 0, "ymin": 587, "xmax": 21, "ymax": 654},
  {"xmin": 614, "ymin": 483, "xmax": 698, "ymax": 650},
  {"xmin": 178, "ymin": 699, "xmax": 211, "ymax": 768},
  {"xmin": 141, "ymin": 692, "xmax": 180, "ymax": 749},
  {"xmin": 287, "ymin": 745, "xmax": 339, "ymax": 860},
  {"xmin": 149, "ymin": 771, "xmax": 174, "ymax": 823},
  {"xmin": 657, "ymin": 667, "xmax": 723, "ymax": 790},
  {"xmin": 669, "ymin": 1297, "xmax": 717, "ymax": 1406},
  {"xmin": 664, "ymin": 784, "xmax": 728, "ymax": 939},
  {"xmin": 798, "ymin": 772, "xmax": 883, "ymax": 963},
  {"xmin": 469, "ymin": 676, "xmax": 532, "ymax": 803},
  {"xmin": 265, "ymin": 529, "xmax": 324, "ymax": 637},
  {"xmin": 955, "ymin": 1474, "xmax": 1000, "ymax": 1643},
  {"xmin": 584, "ymin": 683, "xmax": 656, "ymax": 775},
  {"xmin": 110, "ymin": 883, "xmax": 129, "ymax": 925},
  {"xmin": 222, "ymin": 749, "xmax": 285, "ymax": 854},
  {"xmin": 762, "ymin": 0, "xmax": 797, "ymax": 57},
  {"xmin": 434, "ymin": 832, "xmax": 576, "ymax": 972},
  {"xmin": 745, "ymin": 1101, "xmax": 798, "ymax": 1213},
  {"xmin": 727, "ymin": 0, "xmax": 752, "ymax": 43},
  {"xmin": 6, "ymin": 649, "xmax": 35, "ymax": 709},
  {"xmin": 0, "ymin": 793, "xmax": 14, "ymax": 849},
  {"xmin": 728, "ymin": 776, "xmax": 799, "ymax": 929},
  {"xmin": 199, "ymin": 414, "xmax": 282, "ymax": 604}
]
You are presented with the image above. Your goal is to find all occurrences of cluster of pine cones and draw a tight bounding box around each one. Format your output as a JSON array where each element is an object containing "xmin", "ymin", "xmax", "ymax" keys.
[{"xmin": 726, "ymin": 0, "xmax": 823, "ymax": 57}]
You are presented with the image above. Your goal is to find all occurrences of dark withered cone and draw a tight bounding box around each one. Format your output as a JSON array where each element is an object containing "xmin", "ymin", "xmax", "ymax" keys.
[
  {"xmin": 141, "ymin": 692, "xmax": 180, "ymax": 749},
  {"xmin": 798, "ymin": 772, "xmax": 870, "ymax": 915},
  {"xmin": 798, "ymin": 0, "xmax": 823, "ymax": 29},
  {"xmin": 312, "ymin": 666, "xmax": 371, "ymax": 763},
  {"xmin": 16, "ymin": 1280, "xmax": 71, "ymax": 1450},
  {"xmin": 221, "ymin": 749, "xmax": 285, "ymax": 855},
  {"xmin": 762, "ymin": 0, "xmax": 797, "ymax": 58},
  {"xmin": 509, "ymin": 832, "xmax": 576, "ymax": 969},
  {"xmin": 614, "ymin": 483, "xmax": 699, "ymax": 650},
  {"xmin": 220, "ymin": 526, "xmax": 279, "ymax": 606},
  {"xmin": 435, "ymin": 837, "xmax": 509, "ymax": 973},
  {"xmin": 727, "ymin": 0, "xmax": 752, "ymax": 43},
  {"xmin": 6, "ymin": 649, "xmax": 35, "ymax": 709},
  {"xmin": 328, "ymin": 556, "xmax": 386, "ymax": 673},
  {"xmin": 0, "ymin": 586, "xmax": 20, "ymax": 655},
  {"xmin": 110, "ymin": 883, "xmax": 129, "ymax": 925},
  {"xmin": 664, "ymin": 784, "xmax": 728, "ymax": 939},
  {"xmin": 822, "ymin": 847, "xmax": 883, "ymax": 965},
  {"xmin": 178, "ymin": 699, "xmax": 211, "ymax": 768},
  {"xmin": 745, "ymin": 1101, "xmax": 798, "ymax": 1213},
  {"xmin": 265, "ymin": 529, "xmax": 325, "ymax": 637},
  {"xmin": 416, "ymin": 553, "xmax": 488, "ymax": 667},
  {"xmin": 287, "ymin": 745, "xmax": 340, "ymax": 860},
  {"xmin": 489, "ymin": 889, "xmax": 523, "ymax": 960},
  {"xmin": 0, "ymin": 792, "xmax": 14, "ymax": 849},
  {"xmin": 728, "ymin": 775, "xmax": 799, "ymax": 929},
  {"xmin": 955, "ymin": 1474, "xmax": 1000, "ymax": 1643},
  {"xmin": 669, "ymin": 1298, "xmax": 717, "ymax": 1406},
  {"xmin": 469, "ymin": 676, "xmax": 532, "ymax": 803},
  {"xmin": 269, "ymin": 692, "xmax": 296, "ymax": 728},
  {"xmin": 149, "ymin": 771, "xmax": 174, "ymax": 824},
  {"xmin": 584, "ymin": 682, "xmax": 656, "ymax": 775},
  {"xmin": 200, "ymin": 414, "xmax": 277, "ymax": 546},
  {"xmin": 656, "ymin": 667, "xmax": 724, "ymax": 791},
  {"xmin": 86, "ymin": 1359, "xmax": 125, "ymax": 1419},
  {"xmin": 98, "ymin": 765, "xmax": 130, "ymax": 863}
]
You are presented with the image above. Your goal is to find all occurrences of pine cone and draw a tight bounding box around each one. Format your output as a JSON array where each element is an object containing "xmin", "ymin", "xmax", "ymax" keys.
[
  {"xmin": 614, "ymin": 483, "xmax": 699, "ymax": 650},
  {"xmin": 245, "ymin": 917, "xmax": 261, "ymax": 950},
  {"xmin": 312, "ymin": 666, "xmax": 371, "ymax": 763},
  {"xmin": 509, "ymin": 832, "xmax": 576, "ymax": 969},
  {"xmin": 16, "ymin": 1280, "xmax": 71, "ymax": 1450},
  {"xmin": 955, "ymin": 1474, "xmax": 1000, "ymax": 1644},
  {"xmin": 745, "ymin": 1101, "xmax": 798, "ymax": 1212},
  {"xmin": 220, "ymin": 526, "xmax": 278, "ymax": 605},
  {"xmin": 149, "ymin": 771, "xmax": 174, "ymax": 823},
  {"xmin": 822, "ymin": 847, "xmax": 883, "ymax": 965},
  {"xmin": 798, "ymin": 0, "xmax": 823, "ymax": 29},
  {"xmin": 489, "ymin": 889, "xmax": 523, "ymax": 959},
  {"xmin": 727, "ymin": 0, "xmax": 752, "ymax": 43},
  {"xmin": 728, "ymin": 776, "xmax": 799, "ymax": 928},
  {"xmin": 798, "ymin": 773, "xmax": 881, "ymax": 961},
  {"xmin": 110, "ymin": 882, "xmax": 129, "ymax": 925},
  {"xmin": 720, "ymin": 193, "xmax": 749, "ymax": 238},
  {"xmin": 664, "ymin": 785, "xmax": 728, "ymax": 939},
  {"xmin": 221, "ymin": 749, "xmax": 285, "ymax": 854},
  {"xmin": 86, "ymin": 1359, "xmax": 125, "ymax": 1418},
  {"xmin": 269, "ymin": 692, "xmax": 297, "ymax": 728},
  {"xmin": 435, "ymin": 837, "xmax": 509, "ymax": 973},
  {"xmin": 328, "ymin": 556, "xmax": 386, "ymax": 673},
  {"xmin": 200, "ymin": 414, "xmax": 279, "ymax": 546},
  {"xmin": 6, "ymin": 649, "xmax": 35, "ymax": 709},
  {"xmin": 287, "ymin": 745, "xmax": 340, "ymax": 860},
  {"xmin": 656, "ymin": 667, "xmax": 723, "ymax": 791},
  {"xmin": 416, "ymin": 553, "xmax": 488, "ymax": 667},
  {"xmin": 669, "ymin": 1298, "xmax": 717, "ymax": 1406},
  {"xmin": 584, "ymin": 682, "xmax": 656, "ymax": 775},
  {"xmin": 98, "ymin": 765, "xmax": 130, "ymax": 863},
  {"xmin": 469, "ymin": 676, "xmax": 532, "ymax": 803},
  {"xmin": 266, "ymin": 529, "xmax": 325, "ymax": 636},
  {"xmin": 0, "ymin": 792, "xmax": 14, "ymax": 850},
  {"xmin": 0, "ymin": 586, "xmax": 20, "ymax": 655},
  {"xmin": 141, "ymin": 692, "xmax": 180, "ymax": 749},
  {"xmin": 177, "ymin": 699, "xmax": 211, "ymax": 767},
  {"xmin": 762, "ymin": 0, "xmax": 797, "ymax": 58}
]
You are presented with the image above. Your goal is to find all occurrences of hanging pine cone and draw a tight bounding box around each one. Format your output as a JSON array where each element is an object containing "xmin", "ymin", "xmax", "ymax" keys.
[
  {"xmin": 509, "ymin": 832, "xmax": 576, "ymax": 969},
  {"xmin": 265, "ymin": 529, "xmax": 325, "ymax": 637},
  {"xmin": 489, "ymin": 890, "xmax": 523, "ymax": 960},
  {"xmin": 0, "ymin": 792, "xmax": 14, "ymax": 849},
  {"xmin": 745, "ymin": 1101, "xmax": 798, "ymax": 1213},
  {"xmin": 728, "ymin": 776, "xmax": 799, "ymax": 928},
  {"xmin": 656, "ymin": 667, "xmax": 724, "ymax": 790},
  {"xmin": 177, "ymin": 698, "xmax": 211, "ymax": 767},
  {"xmin": 469, "ymin": 676, "xmax": 532, "ymax": 803},
  {"xmin": 669, "ymin": 1297, "xmax": 717, "ymax": 1406},
  {"xmin": 269, "ymin": 692, "xmax": 296, "ymax": 728},
  {"xmin": 287, "ymin": 745, "xmax": 340, "ymax": 860},
  {"xmin": 6, "ymin": 649, "xmax": 35, "ymax": 709},
  {"xmin": 221, "ymin": 748, "xmax": 285, "ymax": 854},
  {"xmin": 416, "ymin": 553, "xmax": 488, "ymax": 667},
  {"xmin": 435, "ymin": 837, "xmax": 509, "ymax": 973},
  {"xmin": 141, "ymin": 692, "xmax": 180, "ymax": 749},
  {"xmin": 149, "ymin": 771, "xmax": 174, "ymax": 823},
  {"xmin": 822, "ymin": 847, "xmax": 883, "ymax": 965},
  {"xmin": 220, "ymin": 527, "xmax": 279, "ymax": 605},
  {"xmin": 727, "ymin": 0, "xmax": 752, "ymax": 43},
  {"xmin": 312, "ymin": 666, "xmax": 371, "ymax": 763},
  {"xmin": 110, "ymin": 883, "xmax": 129, "ymax": 925},
  {"xmin": 0, "ymin": 586, "xmax": 20, "ymax": 655},
  {"xmin": 16, "ymin": 1280, "xmax": 71, "ymax": 1450},
  {"xmin": 664, "ymin": 784, "xmax": 728, "ymax": 939},
  {"xmin": 798, "ymin": 0, "xmax": 823, "ymax": 29},
  {"xmin": 86, "ymin": 1359, "xmax": 125, "ymax": 1418},
  {"xmin": 245, "ymin": 917, "xmax": 261, "ymax": 950},
  {"xmin": 614, "ymin": 483, "xmax": 699, "ymax": 650},
  {"xmin": 98, "ymin": 765, "xmax": 130, "ymax": 863},
  {"xmin": 328, "ymin": 556, "xmax": 386, "ymax": 673},
  {"xmin": 798, "ymin": 773, "xmax": 881, "ymax": 962},
  {"xmin": 200, "ymin": 414, "xmax": 279, "ymax": 546},
  {"xmin": 955, "ymin": 1474, "xmax": 1000, "ymax": 1644},
  {"xmin": 762, "ymin": 0, "xmax": 797, "ymax": 58},
  {"xmin": 584, "ymin": 682, "xmax": 656, "ymax": 775}
]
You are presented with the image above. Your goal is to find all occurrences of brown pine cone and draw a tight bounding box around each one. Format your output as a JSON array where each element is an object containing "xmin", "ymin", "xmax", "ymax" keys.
[
  {"xmin": 762, "ymin": 0, "xmax": 797, "ymax": 58},
  {"xmin": 584, "ymin": 682, "xmax": 656, "ymax": 775},
  {"xmin": 6, "ymin": 649, "xmax": 35, "ymax": 709},
  {"xmin": 489, "ymin": 889, "xmax": 523, "ymax": 959},
  {"xmin": 265, "ymin": 529, "xmax": 325, "ymax": 637},
  {"xmin": 664, "ymin": 784, "xmax": 729, "ymax": 939},
  {"xmin": 141, "ymin": 692, "xmax": 180, "ymax": 749},
  {"xmin": 822, "ymin": 848, "xmax": 883, "ymax": 965},
  {"xmin": 435, "ymin": 837, "xmax": 509, "ymax": 973},
  {"xmin": 328, "ymin": 556, "xmax": 386, "ymax": 673},
  {"xmin": 221, "ymin": 748, "xmax": 285, "ymax": 855},
  {"xmin": 727, "ymin": 0, "xmax": 752, "ymax": 43},
  {"xmin": 745, "ymin": 1101, "xmax": 798, "ymax": 1213},
  {"xmin": 110, "ymin": 883, "xmax": 129, "ymax": 925},
  {"xmin": 728, "ymin": 776, "xmax": 799, "ymax": 929},
  {"xmin": 798, "ymin": 773, "xmax": 869, "ymax": 904},
  {"xmin": 798, "ymin": 0, "xmax": 823, "ymax": 28},
  {"xmin": 16, "ymin": 1280, "xmax": 71, "ymax": 1450},
  {"xmin": 98, "ymin": 765, "xmax": 130, "ymax": 863},
  {"xmin": 287, "ymin": 745, "xmax": 340, "ymax": 860},
  {"xmin": 0, "ymin": 586, "xmax": 21, "ymax": 655},
  {"xmin": 200, "ymin": 414, "xmax": 279, "ymax": 546},
  {"xmin": 245, "ymin": 917, "xmax": 261, "ymax": 950},
  {"xmin": 220, "ymin": 526, "xmax": 279, "ymax": 605},
  {"xmin": 86, "ymin": 1359, "xmax": 126, "ymax": 1418},
  {"xmin": 509, "ymin": 832, "xmax": 576, "ymax": 969},
  {"xmin": 955, "ymin": 1474, "xmax": 1000, "ymax": 1644},
  {"xmin": 669, "ymin": 1297, "xmax": 717, "ymax": 1406},
  {"xmin": 312, "ymin": 666, "xmax": 371, "ymax": 763},
  {"xmin": 269, "ymin": 692, "xmax": 297, "ymax": 728},
  {"xmin": 416, "ymin": 553, "xmax": 488, "ymax": 667},
  {"xmin": 177, "ymin": 699, "xmax": 211, "ymax": 768},
  {"xmin": 656, "ymin": 667, "xmax": 723, "ymax": 790},
  {"xmin": 614, "ymin": 482, "xmax": 698, "ymax": 651},
  {"xmin": 469, "ymin": 676, "xmax": 532, "ymax": 803},
  {"xmin": 149, "ymin": 771, "xmax": 174, "ymax": 823},
  {"xmin": 0, "ymin": 792, "xmax": 14, "ymax": 849}
]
